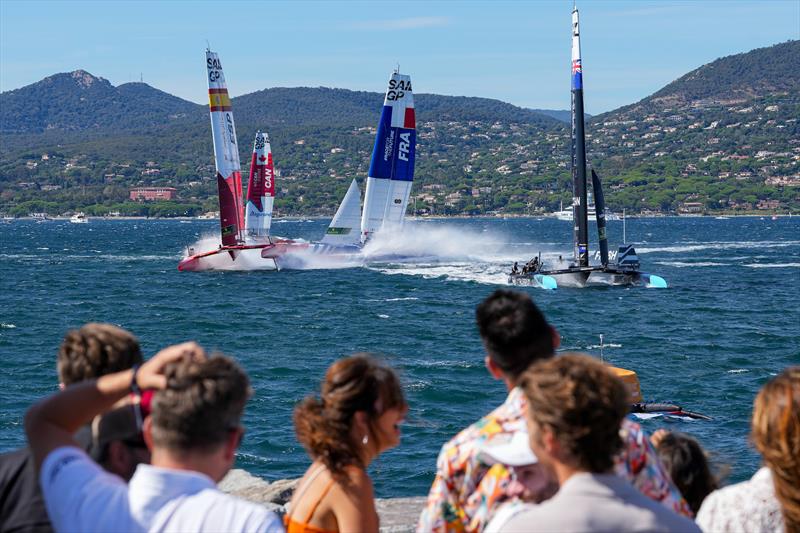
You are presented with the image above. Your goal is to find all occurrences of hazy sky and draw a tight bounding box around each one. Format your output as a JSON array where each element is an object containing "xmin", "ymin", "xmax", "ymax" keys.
[{"xmin": 1, "ymin": 0, "xmax": 798, "ymax": 114}]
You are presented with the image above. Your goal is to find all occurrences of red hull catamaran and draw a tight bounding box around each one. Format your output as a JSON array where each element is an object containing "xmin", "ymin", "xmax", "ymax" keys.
[{"xmin": 178, "ymin": 50, "xmax": 291, "ymax": 272}]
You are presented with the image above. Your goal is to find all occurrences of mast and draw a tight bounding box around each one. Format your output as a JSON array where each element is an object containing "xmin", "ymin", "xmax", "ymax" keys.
[
  {"xmin": 571, "ymin": 7, "xmax": 589, "ymax": 267},
  {"xmin": 206, "ymin": 49, "xmax": 245, "ymax": 246}
]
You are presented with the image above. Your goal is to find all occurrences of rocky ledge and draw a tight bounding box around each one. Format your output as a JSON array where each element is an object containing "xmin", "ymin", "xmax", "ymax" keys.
[{"xmin": 220, "ymin": 469, "xmax": 426, "ymax": 532}]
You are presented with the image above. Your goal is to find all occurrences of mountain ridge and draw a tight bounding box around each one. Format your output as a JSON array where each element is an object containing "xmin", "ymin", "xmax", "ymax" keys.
[{"xmin": 1, "ymin": 40, "xmax": 797, "ymax": 216}]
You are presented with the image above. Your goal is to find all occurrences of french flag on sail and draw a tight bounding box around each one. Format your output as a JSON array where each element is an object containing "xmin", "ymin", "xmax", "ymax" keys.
[{"xmin": 368, "ymin": 102, "xmax": 416, "ymax": 182}]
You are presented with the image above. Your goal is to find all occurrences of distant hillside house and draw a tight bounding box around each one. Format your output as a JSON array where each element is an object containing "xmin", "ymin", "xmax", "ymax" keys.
[{"xmin": 130, "ymin": 187, "xmax": 176, "ymax": 201}]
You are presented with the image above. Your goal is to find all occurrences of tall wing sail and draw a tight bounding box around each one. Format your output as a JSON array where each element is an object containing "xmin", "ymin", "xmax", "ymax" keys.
[
  {"xmin": 321, "ymin": 179, "xmax": 362, "ymax": 246},
  {"xmin": 244, "ymin": 131, "xmax": 275, "ymax": 241},
  {"xmin": 571, "ymin": 8, "xmax": 589, "ymax": 266},
  {"xmin": 360, "ymin": 72, "xmax": 416, "ymax": 242},
  {"xmin": 206, "ymin": 50, "xmax": 244, "ymax": 246}
]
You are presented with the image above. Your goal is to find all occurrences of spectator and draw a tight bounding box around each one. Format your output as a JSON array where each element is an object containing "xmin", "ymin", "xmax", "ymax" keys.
[
  {"xmin": 418, "ymin": 289, "xmax": 689, "ymax": 532},
  {"xmin": 25, "ymin": 342, "xmax": 283, "ymax": 532},
  {"xmin": 650, "ymin": 429, "xmax": 718, "ymax": 515},
  {"xmin": 488, "ymin": 354, "xmax": 699, "ymax": 532},
  {"xmin": 286, "ymin": 355, "xmax": 407, "ymax": 533},
  {"xmin": 0, "ymin": 323, "xmax": 144, "ymax": 533},
  {"xmin": 57, "ymin": 322, "xmax": 143, "ymax": 388},
  {"xmin": 697, "ymin": 366, "xmax": 799, "ymax": 532}
]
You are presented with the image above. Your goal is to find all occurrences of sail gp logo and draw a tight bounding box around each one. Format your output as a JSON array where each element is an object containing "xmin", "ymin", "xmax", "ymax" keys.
[{"xmin": 207, "ymin": 56, "xmax": 223, "ymax": 82}]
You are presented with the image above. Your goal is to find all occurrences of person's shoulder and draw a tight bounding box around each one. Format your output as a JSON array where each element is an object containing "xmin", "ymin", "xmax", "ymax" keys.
[
  {"xmin": 40, "ymin": 446, "xmax": 102, "ymax": 488},
  {"xmin": 0, "ymin": 447, "xmax": 31, "ymax": 479},
  {"xmin": 485, "ymin": 501, "xmax": 541, "ymax": 532},
  {"xmin": 442, "ymin": 397, "xmax": 519, "ymax": 452},
  {"xmin": 195, "ymin": 488, "xmax": 283, "ymax": 531}
]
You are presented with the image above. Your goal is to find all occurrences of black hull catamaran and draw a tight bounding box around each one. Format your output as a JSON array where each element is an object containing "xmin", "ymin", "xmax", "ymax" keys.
[{"xmin": 510, "ymin": 6, "xmax": 666, "ymax": 290}]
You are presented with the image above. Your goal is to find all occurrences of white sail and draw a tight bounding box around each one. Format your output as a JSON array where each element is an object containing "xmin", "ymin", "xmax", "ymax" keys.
[
  {"xmin": 244, "ymin": 131, "xmax": 276, "ymax": 242},
  {"xmin": 206, "ymin": 49, "xmax": 244, "ymax": 246},
  {"xmin": 361, "ymin": 72, "xmax": 416, "ymax": 242},
  {"xmin": 321, "ymin": 179, "xmax": 362, "ymax": 246}
]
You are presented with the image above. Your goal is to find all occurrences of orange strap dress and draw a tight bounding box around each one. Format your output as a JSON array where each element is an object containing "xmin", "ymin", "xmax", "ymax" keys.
[{"xmin": 285, "ymin": 465, "xmax": 338, "ymax": 533}]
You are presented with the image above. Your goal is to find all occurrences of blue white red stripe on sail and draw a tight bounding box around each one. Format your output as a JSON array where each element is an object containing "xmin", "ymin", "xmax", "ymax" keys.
[{"xmin": 368, "ymin": 107, "xmax": 416, "ymax": 182}]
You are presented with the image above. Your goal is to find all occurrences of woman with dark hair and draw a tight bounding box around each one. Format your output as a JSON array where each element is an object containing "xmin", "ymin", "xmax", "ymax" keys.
[
  {"xmin": 649, "ymin": 430, "xmax": 718, "ymax": 515},
  {"xmin": 697, "ymin": 366, "xmax": 799, "ymax": 532},
  {"xmin": 286, "ymin": 355, "xmax": 408, "ymax": 533}
]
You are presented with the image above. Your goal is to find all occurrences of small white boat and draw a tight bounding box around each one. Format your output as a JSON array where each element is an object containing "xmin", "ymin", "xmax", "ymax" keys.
[{"xmin": 69, "ymin": 212, "xmax": 88, "ymax": 224}]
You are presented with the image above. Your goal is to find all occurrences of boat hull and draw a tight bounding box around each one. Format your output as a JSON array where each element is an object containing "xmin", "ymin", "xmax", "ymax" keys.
[
  {"xmin": 510, "ymin": 267, "xmax": 667, "ymax": 289},
  {"xmin": 178, "ymin": 244, "xmax": 277, "ymax": 271}
]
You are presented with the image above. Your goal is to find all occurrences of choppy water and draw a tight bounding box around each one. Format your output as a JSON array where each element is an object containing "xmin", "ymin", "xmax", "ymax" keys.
[{"xmin": 1, "ymin": 216, "xmax": 798, "ymax": 497}]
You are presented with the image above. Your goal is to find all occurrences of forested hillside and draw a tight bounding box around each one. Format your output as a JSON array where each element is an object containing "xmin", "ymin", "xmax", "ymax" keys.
[{"xmin": 1, "ymin": 40, "xmax": 797, "ymax": 217}]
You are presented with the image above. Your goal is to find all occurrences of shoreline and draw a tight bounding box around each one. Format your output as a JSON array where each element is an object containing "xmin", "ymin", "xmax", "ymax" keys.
[{"xmin": 4, "ymin": 213, "xmax": 797, "ymax": 222}]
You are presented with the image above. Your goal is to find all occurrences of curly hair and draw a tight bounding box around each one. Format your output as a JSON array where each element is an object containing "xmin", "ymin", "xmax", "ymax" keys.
[
  {"xmin": 150, "ymin": 354, "xmax": 251, "ymax": 452},
  {"xmin": 293, "ymin": 355, "xmax": 406, "ymax": 480},
  {"xmin": 476, "ymin": 290, "xmax": 555, "ymax": 381},
  {"xmin": 57, "ymin": 323, "xmax": 143, "ymax": 385},
  {"xmin": 751, "ymin": 366, "xmax": 800, "ymax": 532},
  {"xmin": 521, "ymin": 353, "xmax": 629, "ymax": 473}
]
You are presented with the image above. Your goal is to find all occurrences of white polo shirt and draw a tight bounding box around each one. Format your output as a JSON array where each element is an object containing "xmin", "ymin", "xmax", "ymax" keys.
[{"xmin": 41, "ymin": 446, "xmax": 284, "ymax": 532}]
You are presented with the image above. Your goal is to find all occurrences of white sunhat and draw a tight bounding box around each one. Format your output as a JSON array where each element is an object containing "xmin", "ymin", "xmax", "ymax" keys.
[{"xmin": 478, "ymin": 430, "xmax": 538, "ymax": 467}]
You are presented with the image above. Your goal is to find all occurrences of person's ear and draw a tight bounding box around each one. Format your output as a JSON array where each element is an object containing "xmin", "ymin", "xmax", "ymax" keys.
[
  {"xmin": 485, "ymin": 356, "xmax": 504, "ymax": 379},
  {"xmin": 142, "ymin": 416, "xmax": 154, "ymax": 451},
  {"xmin": 223, "ymin": 428, "xmax": 242, "ymax": 461},
  {"xmin": 542, "ymin": 426, "xmax": 559, "ymax": 457},
  {"xmin": 353, "ymin": 410, "xmax": 369, "ymax": 436}
]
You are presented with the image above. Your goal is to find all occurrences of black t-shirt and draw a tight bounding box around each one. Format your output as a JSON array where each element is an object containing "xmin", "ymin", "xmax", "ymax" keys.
[{"xmin": 0, "ymin": 447, "xmax": 53, "ymax": 533}]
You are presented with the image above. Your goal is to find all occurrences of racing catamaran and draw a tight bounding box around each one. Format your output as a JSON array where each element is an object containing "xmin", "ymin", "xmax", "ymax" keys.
[
  {"xmin": 178, "ymin": 50, "xmax": 291, "ymax": 272},
  {"xmin": 509, "ymin": 7, "xmax": 666, "ymax": 289},
  {"xmin": 261, "ymin": 69, "xmax": 416, "ymax": 266}
]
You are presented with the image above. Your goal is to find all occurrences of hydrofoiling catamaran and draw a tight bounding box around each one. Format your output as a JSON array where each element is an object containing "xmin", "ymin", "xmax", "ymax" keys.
[
  {"xmin": 509, "ymin": 7, "xmax": 666, "ymax": 290},
  {"xmin": 261, "ymin": 69, "xmax": 417, "ymax": 266},
  {"xmin": 178, "ymin": 50, "xmax": 293, "ymax": 272}
]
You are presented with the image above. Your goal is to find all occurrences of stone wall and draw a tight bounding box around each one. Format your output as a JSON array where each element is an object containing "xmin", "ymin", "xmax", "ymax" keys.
[{"xmin": 219, "ymin": 469, "xmax": 426, "ymax": 532}]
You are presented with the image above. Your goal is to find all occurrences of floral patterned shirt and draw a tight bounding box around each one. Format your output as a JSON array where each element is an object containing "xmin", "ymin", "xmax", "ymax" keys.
[
  {"xmin": 417, "ymin": 387, "xmax": 691, "ymax": 532},
  {"xmin": 696, "ymin": 467, "xmax": 784, "ymax": 533}
]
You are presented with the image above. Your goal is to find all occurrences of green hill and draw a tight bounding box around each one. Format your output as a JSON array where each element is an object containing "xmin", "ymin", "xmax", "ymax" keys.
[{"xmin": 1, "ymin": 40, "xmax": 797, "ymax": 217}]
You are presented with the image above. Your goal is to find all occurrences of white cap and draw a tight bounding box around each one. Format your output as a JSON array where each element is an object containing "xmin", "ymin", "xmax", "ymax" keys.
[{"xmin": 478, "ymin": 430, "xmax": 538, "ymax": 467}]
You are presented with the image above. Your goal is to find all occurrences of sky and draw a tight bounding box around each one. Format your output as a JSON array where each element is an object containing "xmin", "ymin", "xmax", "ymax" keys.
[{"xmin": 1, "ymin": 0, "xmax": 798, "ymax": 114}]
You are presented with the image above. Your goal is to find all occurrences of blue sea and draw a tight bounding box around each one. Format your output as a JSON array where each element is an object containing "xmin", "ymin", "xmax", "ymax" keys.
[{"xmin": 1, "ymin": 216, "xmax": 798, "ymax": 497}]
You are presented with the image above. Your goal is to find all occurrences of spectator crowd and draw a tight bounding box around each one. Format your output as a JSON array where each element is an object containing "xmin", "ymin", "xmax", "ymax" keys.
[{"xmin": 1, "ymin": 290, "xmax": 797, "ymax": 532}]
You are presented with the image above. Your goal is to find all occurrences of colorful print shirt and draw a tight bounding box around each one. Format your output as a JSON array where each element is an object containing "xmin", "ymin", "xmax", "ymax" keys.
[{"xmin": 417, "ymin": 387, "xmax": 691, "ymax": 532}]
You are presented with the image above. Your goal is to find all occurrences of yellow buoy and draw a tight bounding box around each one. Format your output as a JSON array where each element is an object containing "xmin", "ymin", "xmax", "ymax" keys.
[{"xmin": 609, "ymin": 366, "xmax": 643, "ymax": 403}]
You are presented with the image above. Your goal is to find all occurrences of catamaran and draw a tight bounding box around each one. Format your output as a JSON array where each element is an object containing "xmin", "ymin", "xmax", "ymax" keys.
[
  {"xmin": 261, "ymin": 69, "xmax": 417, "ymax": 266},
  {"xmin": 510, "ymin": 7, "xmax": 666, "ymax": 289},
  {"xmin": 178, "ymin": 50, "xmax": 292, "ymax": 272}
]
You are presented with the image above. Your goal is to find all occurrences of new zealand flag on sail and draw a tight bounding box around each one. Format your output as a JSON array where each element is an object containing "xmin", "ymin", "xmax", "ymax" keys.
[{"xmin": 572, "ymin": 59, "xmax": 583, "ymax": 90}]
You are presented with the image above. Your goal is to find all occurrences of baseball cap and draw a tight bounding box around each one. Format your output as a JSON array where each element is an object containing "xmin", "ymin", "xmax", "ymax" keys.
[
  {"xmin": 478, "ymin": 430, "xmax": 538, "ymax": 467},
  {"xmin": 76, "ymin": 391, "xmax": 153, "ymax": 460}
]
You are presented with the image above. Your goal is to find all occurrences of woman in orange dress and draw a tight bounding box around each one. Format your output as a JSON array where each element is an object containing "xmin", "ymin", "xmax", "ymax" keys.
[{"xmin": 285, "ymin": 355, "xmax": 408, "ymax": 533}]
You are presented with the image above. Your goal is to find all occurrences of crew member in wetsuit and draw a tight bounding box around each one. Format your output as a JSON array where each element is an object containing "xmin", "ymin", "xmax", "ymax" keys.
[{"xmin": 511, "ymin": 262, "xmax": 519, "ymax": 275}]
